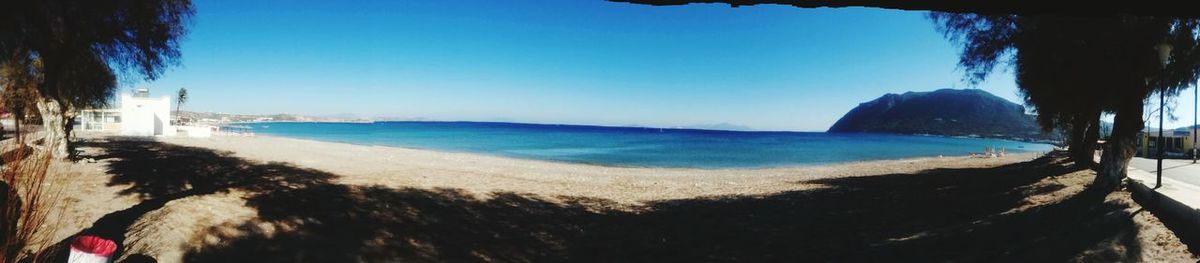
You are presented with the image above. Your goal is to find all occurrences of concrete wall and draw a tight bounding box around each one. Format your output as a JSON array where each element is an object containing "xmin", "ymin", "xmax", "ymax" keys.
[
  {"xmin": 1127, "ymin": 172, "xmax": 1200, "ymax": 245},
  {"xmin": 119, "ymin": 94, "xmax": 173, "ymax": 136}
]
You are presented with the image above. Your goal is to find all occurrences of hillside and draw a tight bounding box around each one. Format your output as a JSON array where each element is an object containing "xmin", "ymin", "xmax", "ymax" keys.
[{"xmin": 828, "ymin": 89, "xmax": 1048, "ymax": 140}]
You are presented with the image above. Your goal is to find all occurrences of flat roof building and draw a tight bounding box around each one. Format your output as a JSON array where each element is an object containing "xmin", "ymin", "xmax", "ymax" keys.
[
  {"xmin": 76, "ymin": 89, "xmax": 175, "ymax": 137},
  {"xmin": 1138, "ymin": 128, "xmax": 1197, "ymax": 159}
]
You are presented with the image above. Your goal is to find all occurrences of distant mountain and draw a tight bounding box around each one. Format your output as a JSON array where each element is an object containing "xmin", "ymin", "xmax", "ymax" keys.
[{"xmin": 828, "ymin": 89, "xmax": 1048, "ymax": 140}]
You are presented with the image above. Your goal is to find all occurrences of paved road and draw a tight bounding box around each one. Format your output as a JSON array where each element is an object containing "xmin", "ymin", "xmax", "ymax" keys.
[{"xmin": 1130, "ymin": 157, "xmax": 1200, "ymax": 186}]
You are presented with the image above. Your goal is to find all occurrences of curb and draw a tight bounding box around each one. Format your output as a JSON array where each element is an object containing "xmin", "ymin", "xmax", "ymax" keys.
[{"xmin": 1126, "ymin": 168, "xmax": 1200, "ymax": 245}]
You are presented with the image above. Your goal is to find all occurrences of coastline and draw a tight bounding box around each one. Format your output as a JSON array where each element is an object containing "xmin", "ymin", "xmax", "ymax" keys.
[
  {"xmin": 233, "ymin": 120, "xmax": 1062, "ymax": 145},
  {"xmin": 228, "ymin": 121, "xmax": 1056, "ymax": 170},
  {"xmin": 151, "ymin": 134, "xmax": 1043, "ymax": 203},
  {"xmin": 260, "ymin": 133, "xmax": 1044, "ymax": 169}
]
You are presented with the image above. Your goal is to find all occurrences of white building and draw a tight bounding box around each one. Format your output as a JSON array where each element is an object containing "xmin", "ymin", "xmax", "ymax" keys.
[{"xmin": 77, "ymin": 88, "xmax": 176, "ymax": 136}]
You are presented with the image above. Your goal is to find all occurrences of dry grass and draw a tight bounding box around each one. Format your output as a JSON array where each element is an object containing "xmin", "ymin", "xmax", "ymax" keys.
[{"xmin": 2, "ymin": 133, "xmax": 68, "ymax": 263}]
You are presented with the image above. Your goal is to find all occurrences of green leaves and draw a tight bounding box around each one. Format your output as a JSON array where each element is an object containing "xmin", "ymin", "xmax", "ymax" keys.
[{"xmin": 0, "ymin": 0, "xmax": 195, "ymax": 109}]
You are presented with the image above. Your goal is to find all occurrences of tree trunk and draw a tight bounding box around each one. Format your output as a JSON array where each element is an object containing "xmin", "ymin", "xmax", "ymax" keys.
[
  {"xmin": 33, "ymin": 98, "xmax": 68, "ymax": 158},
  {"xmin": 1094, "ymin": 102, "xmax": 1144, "ymax": 193},
  {"xmin": 1068, "ymin": 116, "xmax": 1092, "ymax": 167},
  {"xmin": 12, "ymin": 106, "xmax": 21, "ymax": 145},
  {"xmin": 1071, "ymin": 110, "xmax": 1104, "ymax": 169},
  {"xmin": 1082, "ymin": 115, "xmax": 1101, "ymax": 167},
  {"xmin": 61, "ymin": 105, "xmax": 77, "ymax": 158}
]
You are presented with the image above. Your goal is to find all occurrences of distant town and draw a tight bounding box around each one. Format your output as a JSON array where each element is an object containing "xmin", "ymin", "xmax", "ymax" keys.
[{"xmin": 178, "ymin": 111, "xmax": 375, "ymax": 124}]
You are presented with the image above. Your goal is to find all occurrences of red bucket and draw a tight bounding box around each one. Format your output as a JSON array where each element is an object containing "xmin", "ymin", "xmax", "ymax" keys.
[{"xmin": 68, "ymin": 235, "xmax": 117, "ymax": 263}]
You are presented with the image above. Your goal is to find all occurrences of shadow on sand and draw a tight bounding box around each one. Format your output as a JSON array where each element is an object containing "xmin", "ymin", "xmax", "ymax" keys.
[
  {"xmin": 54, "ymin": 139, "xmax": 1159, "ymax": 262},
  {"xmin": 40, "ymin": 138, "xmax": 336, "ymax": 261}
]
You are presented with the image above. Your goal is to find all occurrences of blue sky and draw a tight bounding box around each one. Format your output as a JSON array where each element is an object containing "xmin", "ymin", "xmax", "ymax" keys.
[{"xmin": 140, "ymin": 0, "xmax": 1197, "ymax": 131}]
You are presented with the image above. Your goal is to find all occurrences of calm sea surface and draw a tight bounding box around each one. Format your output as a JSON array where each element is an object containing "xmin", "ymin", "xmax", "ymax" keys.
[{"xmin": 237, "ymin": 121, "xmax": 1054, "ymax": 168}]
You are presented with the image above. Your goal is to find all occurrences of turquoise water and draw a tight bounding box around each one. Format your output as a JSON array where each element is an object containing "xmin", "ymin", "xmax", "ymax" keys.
[{"xmin": 238, "ymin": 121, "xmax": 1054, "ymax": 168}]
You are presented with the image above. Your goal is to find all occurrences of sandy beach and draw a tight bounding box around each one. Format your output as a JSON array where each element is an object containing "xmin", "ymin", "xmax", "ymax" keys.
[
  {"xmin": 155, "ymin": 135, "xmax": 1045, "ymax": 203},
  {"xmin": 18, "ymin": 134, "xmax": 1197, "ymax": 262}
]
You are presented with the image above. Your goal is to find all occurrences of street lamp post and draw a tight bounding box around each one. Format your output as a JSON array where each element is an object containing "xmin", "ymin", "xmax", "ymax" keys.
[
  {"xmin": 1156, "ymin": 42, "xmax": 1172, "ymax": 188},
  {"xmin": 1194, "ymin": 79, "xmax": 1197, "ymax": 164},
  {"xmin": 1159, "ymin": 88, "xmax": 1165, "ymax": 187}
]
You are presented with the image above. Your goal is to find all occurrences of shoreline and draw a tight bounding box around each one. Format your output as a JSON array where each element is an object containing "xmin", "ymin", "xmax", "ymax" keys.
[
  {"xmin": 143, "ymin": 134, "xmax": 1043, "ymax": 203},
  {"xmin": 215, "ymin": 127, "xmax": 1052, "ymax": 170},
  {"xmin": 229, "ymin": 120, "xmax": 1060, "ymax": 147},
  {"xmin": 254, "ymin": 134, "xmax": 1045, "ymax": 171},
  {"xmin": 187, "ymin": 133, "xmax": 1044, "ymax": 171}
]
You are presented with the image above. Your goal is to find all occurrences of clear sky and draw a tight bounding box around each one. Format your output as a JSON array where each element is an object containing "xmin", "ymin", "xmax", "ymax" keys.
[{"xmin": 140, "ymin": 0, "xmax": 1198, "ymax": 131}]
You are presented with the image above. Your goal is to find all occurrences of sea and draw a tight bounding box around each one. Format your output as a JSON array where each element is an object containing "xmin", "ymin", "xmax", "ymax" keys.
[{"xmin": 236, "ymin": 121, "xmax": 1055, "ymax": 169}]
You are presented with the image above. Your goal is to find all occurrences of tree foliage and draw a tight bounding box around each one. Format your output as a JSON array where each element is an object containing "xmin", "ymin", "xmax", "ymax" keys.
[
  {"xmin": 0, "ymin": 56, "xmax": 41, "ymax": 121},
  {"xmin": 2, "ymin": 0, "xmax": 194, "ymax": 102},
  {"xmin": 930, "ymin": 13, "xmax": 1200, "ymax": 192},
  {"xmin": 1, "ymin": 1, "xmax": 194, "ymax": 80},
  {"xmin": 1, "ymin": 0, "xmax": 194, "ymax": 156},
  {"xmin": 1, "ymin": 2, "xmax": 193, "ymax": 260},
  {"xmin": 931, "ymin": 14, "xmax": 1200, "ymax": 118}
]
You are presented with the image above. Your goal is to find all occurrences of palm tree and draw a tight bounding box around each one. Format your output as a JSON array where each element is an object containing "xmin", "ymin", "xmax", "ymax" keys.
[{"xmin": 176, "ymin": 87, "xmax": 188, "ymax": 124}]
